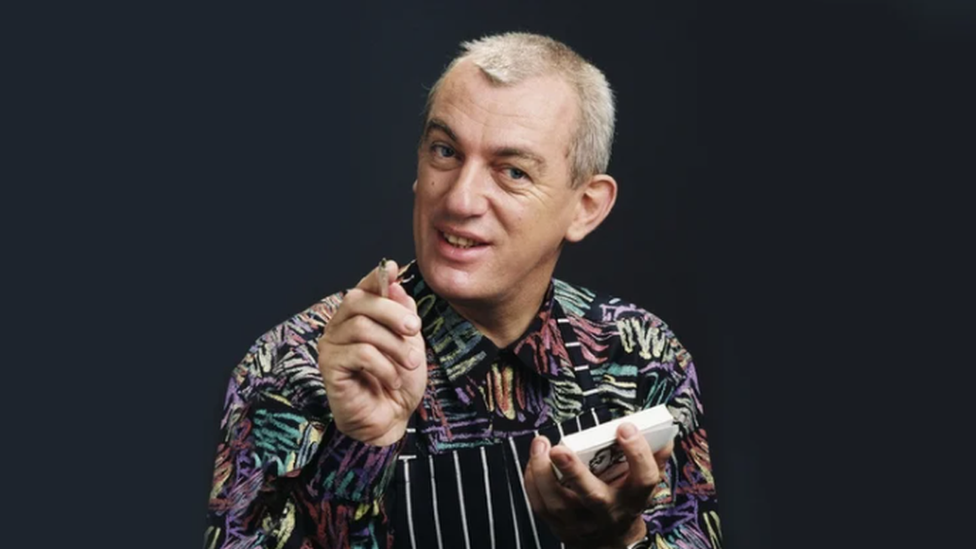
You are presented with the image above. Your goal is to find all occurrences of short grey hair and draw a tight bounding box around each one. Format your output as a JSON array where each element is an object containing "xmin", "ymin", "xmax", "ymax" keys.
[{"xmin": 422, "ymin": 32, "xmax": 616, "ymax": 187}]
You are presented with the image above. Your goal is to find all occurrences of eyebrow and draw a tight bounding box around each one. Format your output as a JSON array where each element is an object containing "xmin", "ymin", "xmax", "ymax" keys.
[
  {"xmin": 493, "ymin": 146, "xmax": 548, "ymax": 174},
  {"xmin": 424, "ymin": 118, "xmax": 459, "ymax": 143},
  {"xmin": 424, "ymin": 117, "xmax": 548, "ymax": 174}
]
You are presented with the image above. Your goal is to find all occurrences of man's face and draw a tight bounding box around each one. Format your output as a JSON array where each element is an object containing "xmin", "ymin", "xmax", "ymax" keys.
[{"xmin": 413, "ymin": 61, "xmax": 584, "ymax": 310}]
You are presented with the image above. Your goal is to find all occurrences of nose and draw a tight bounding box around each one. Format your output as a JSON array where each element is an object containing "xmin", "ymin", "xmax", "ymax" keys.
[{"xmin": 441, "ymin": 160, "xmax": 490, "ymax": 218}]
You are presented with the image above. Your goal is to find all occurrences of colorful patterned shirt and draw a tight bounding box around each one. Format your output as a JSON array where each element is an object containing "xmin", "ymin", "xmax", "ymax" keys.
[{"xmin": 205, "ymin": 261, "xmax": 721, "ymax": 549}]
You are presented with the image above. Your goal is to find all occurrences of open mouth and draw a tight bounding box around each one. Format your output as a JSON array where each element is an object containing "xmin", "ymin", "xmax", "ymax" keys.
[{"xmin": 441, "ymin": 231, "xmax": 486, "ymax": 249}]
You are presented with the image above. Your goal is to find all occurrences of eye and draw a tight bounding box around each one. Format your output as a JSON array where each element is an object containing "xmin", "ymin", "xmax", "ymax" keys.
[
  {"xmin": 431, "ymin": 144, "xmax": 456, "ymax": 158},
  {"xmin": 504, "ymin": 167, "xmax": 528, "ymax": 180}
]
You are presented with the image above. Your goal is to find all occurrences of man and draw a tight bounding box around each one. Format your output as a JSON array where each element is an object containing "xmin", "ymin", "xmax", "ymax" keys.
[{"xmin": 205, "ymin": 32, "xmax": 720, "ymax": 549}]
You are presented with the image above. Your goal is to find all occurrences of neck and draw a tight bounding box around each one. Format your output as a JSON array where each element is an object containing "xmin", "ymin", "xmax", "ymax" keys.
[{"xmin": 448, "ymin": 280, "xmax": 550, "ymax": 349}]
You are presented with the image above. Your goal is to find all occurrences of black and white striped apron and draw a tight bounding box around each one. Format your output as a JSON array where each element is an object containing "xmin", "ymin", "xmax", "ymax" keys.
[{"xmin": 389, "ymin": 319, "xmax": 614, "ymax": 549}]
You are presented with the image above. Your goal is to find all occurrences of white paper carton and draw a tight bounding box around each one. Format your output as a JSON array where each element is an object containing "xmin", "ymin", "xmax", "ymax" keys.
[{"xmin": 554, "ymin": 404, "xmax": 679, "ymax": 480}]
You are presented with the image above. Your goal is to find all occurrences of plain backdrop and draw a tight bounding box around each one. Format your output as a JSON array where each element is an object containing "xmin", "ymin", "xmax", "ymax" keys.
[{"xmin": 4, "ymin": 1, "xmax": 973, "ymax": 548}]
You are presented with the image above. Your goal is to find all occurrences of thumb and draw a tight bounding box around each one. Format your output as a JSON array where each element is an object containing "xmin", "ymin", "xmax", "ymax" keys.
[
  {"xmin": 354, "ymin": 258, "xmax": 399, "ymax": 296},
  {"xmin": 653, "ymin": 439, "xmax": 674, "ymax": 472},
  {"xmin": 389, "ymin": 281, "xmax": 418, "ymax": 314}
]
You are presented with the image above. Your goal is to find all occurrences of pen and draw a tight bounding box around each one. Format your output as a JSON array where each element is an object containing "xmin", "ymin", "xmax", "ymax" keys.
[{"xmin": 377, "ymin": 257, "xmax": 389, "ymax": 298}]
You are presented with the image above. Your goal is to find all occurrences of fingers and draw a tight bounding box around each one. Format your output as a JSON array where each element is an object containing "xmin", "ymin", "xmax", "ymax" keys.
[
  {"xmin": 527, "ymin": 437, "xmax": 586, "ymax": 524},
  {"xmin": 528, "ymin": 437, "xmax": 566, "ymax": 514},
  {"xmin": 548, "ymin": 442, "xmax": 610, "ymax": 511},
  {"xmin": 524, "ymin": 438, "xmax": 548, "ymax": 515},
  {"xmin": 530, "ymin": 435, "xmax": 653, "ymax": 545},
  {"xmin": 652, "ymin": 438, "xmax": 674, "ymax": 479},
  {"xmin": 355, "ymin": 259, "xmax": 399, "ymax": 296},
  {"xmin": 388, "ymin": 279, "xmax": 418, "ymax": 314},
  {"xmin": 332, "ymin": 260, "xmax": 420, "ymax": 339},
  {"xmin": 597, "ymin": 460, "xmax": 631, "ymax": 487},
  {"xmin": 332, "ymin": 311, "xmax": 425, "ymax": 370},
  {"xmin": 319, "ymin": 260, "xmax": 426, "ymax": 395},
  {"xmin": 330, "ymin": 287, "xmax": 421, "ymax": 339},
  {"xmin": 322, "ymin": 342, "xmax": 404, "ymax": 392},
  {"xmin": 614, "ymin": 422, "xmax": 659, "ymax": 510},
  {"xmin": 363, "ymin": 259, "xmax": 416, "ymax": 315}
]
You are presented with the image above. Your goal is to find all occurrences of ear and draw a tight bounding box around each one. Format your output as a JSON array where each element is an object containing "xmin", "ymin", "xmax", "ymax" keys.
[
  {"xmin": 412, "ymin": 179, "xmax": 418, "ymax": 193},
  {"xmin": 565, "ymin": 174, "xmax": 617, "ymax": 243}
]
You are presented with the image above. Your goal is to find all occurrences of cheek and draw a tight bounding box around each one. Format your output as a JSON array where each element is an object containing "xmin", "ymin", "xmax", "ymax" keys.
[
  {"xmin": 413, "ymin": 180, "xmax": 435, "ymax": 206},
  {"xmin": 415, "ymin": 166, "xmax": 446, "ymax": 198},
  {"xmin": 508, "ymin": 210, "xmax": 549, "ymax": 244},
  {"xmin": 493, "ymin": 195, "xmax": 528, "ymax": 228}
]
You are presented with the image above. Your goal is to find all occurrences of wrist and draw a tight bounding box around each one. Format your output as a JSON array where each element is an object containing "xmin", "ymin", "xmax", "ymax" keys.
[
  {"xmin": 623, "ymin": 516, "xmax": 650, "ymax": 549},
  {"xmin": 359, "ymin": 423, "xmax": 409, "ymax": 447},
  {"xmin": 334, "ymin": 416, "xmax": 409, "ymax": 447}
]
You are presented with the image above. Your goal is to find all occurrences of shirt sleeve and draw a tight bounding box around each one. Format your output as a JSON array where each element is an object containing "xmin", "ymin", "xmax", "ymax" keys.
[
  {"xmin": 204, "ymin": 299, "xmax": 404, "ymax": 549},
  {"xmin": 637, "ymin": 318, "xmax": 723, "ymax": 549}
]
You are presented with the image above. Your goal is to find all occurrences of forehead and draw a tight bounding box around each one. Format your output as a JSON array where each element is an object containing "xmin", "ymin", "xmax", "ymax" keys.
[{"xmin": 428, "ymin": 61, "xmax": 578, "ymax": 159}]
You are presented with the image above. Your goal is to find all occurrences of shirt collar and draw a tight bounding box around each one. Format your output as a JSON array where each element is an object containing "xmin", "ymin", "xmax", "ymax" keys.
[{"xmin": 399, "ymin": 261, "xmax": 572, "ymax": 385}]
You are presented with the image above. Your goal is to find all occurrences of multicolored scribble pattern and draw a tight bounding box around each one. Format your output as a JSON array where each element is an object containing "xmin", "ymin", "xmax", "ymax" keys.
[{"xmin": 205, "ymin": 261, "xmax": 720, "ymax": 548}]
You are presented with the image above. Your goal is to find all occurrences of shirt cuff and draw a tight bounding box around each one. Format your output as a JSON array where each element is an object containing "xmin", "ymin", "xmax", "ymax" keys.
[
  {"xmin": 627, "ymin": 519, "xmax": 653, "ymax": 549},
  {"xmin": 314, "ymin": 424, "xmax": 404, "ymax": 502},
  {"xmin": 627, "ymin": 536, "xmax": 652, "ymax": 549}
]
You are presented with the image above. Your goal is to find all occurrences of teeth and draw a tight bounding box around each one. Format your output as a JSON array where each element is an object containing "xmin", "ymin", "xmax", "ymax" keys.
[{"xmin": 444, "ymin": 232, "xmax": 478, "ymax": 248}]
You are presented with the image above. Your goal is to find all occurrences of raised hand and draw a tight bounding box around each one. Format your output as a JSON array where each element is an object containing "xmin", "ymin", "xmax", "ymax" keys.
[{"xmin": 317, "ymin": 260, "xmax": 427, "ymax": 446}]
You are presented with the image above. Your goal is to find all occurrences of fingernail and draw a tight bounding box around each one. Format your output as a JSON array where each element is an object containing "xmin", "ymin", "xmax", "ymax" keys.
[
  {"xmin": 392, "ymin": 376, "xmax": 402, "ymax": 389},
  {"xmin": 619, "ymin": 423, "xmax": 638, "ymax": 440},
  {"xmin": 403, "ymin": 314, "xmax": 421, "ymax": 332},
  {"xmin": 551, "ymin": 451, "xmax": 572, "ymax": 469},
  {"xmin": 531, "ymin": 437, "xmax": 547, "ymax": 457},
  {"xmin": 408, "ymin": 347, "xmax": 423, "ymax": 368}
]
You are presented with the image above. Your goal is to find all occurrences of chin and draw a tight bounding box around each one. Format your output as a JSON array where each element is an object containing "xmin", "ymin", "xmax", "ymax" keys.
[{"xmin": 418, "ymin": 257, "xmax": 490, "ymax": 304}]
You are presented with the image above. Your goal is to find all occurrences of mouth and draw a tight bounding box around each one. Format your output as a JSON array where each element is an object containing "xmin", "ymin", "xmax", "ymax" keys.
[{"xmin": 439, "ymin": 230, "xmax": 488, "ymax": 250}]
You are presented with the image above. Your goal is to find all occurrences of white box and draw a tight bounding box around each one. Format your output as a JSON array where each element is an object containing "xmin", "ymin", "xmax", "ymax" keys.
[{"xmin": 554, "ymin": 404, "xmax": 679, "ymax": 481}]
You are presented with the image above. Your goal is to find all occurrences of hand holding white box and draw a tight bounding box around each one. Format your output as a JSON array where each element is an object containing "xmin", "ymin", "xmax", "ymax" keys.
[{"xmin": 554, "ymin": 404, "xmax": 679, "ymax": 481}]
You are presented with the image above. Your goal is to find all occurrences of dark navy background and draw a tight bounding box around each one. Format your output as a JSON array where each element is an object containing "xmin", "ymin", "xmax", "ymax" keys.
[{"xmin": 5, "ymin": 1, "xmax": 972, "ymax": 547}]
